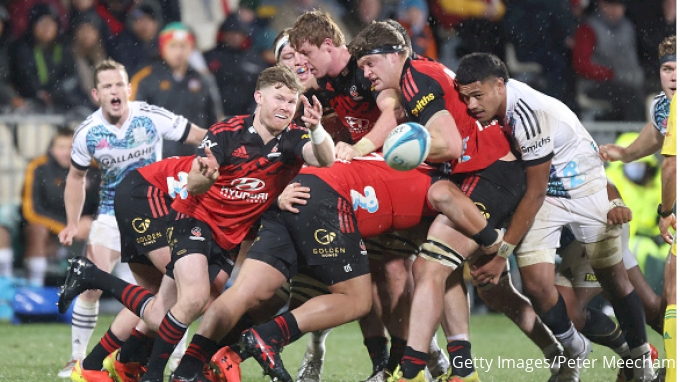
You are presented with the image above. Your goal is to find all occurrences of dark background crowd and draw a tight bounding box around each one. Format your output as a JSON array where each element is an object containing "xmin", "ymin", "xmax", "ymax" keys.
[{"xmin": 0, "ymin": 0, "xmax": 675, "ymax": 124}]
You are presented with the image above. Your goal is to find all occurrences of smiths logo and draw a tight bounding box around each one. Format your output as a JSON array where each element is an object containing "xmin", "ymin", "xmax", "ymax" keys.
[
  {"xmin": 132, "ymin": 218, "xmax": 151, "ymax": 233},
  {"xmin": 521, "ymin": 137, "xmax": 551, "ymax": 154},
  {"xmin": 314, "ymin": 229, "xmax": 336, "ymax": 245},
  {"xmin": 411, "ymin": 93, "xmax": 434, "ymax": 117},
  {"xmin": 220, "ymin": 177, "xmax": 268, "ymax": 203}
]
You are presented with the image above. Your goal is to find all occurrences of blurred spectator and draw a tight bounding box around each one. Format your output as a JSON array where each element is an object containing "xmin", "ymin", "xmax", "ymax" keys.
[
  {"xmin": 21, "ymin": 128, "xmax": 100, "ymax": 286},
  {"xmin": 130, "ymin": 22, "xmax": 219, "ymax": 157},
  {"xmin": 270, "ymin": 0, "xmax": 352, "ymax": 41},
  {"xmin": 398, "ymin": 0, "xmax": 437, "ymax": 59},
  {"xmin": 106, "ymin": 2, "xmax": 162, "ymax": 74},
  {"xmin": 605, "ymin": 132, "xmax": 662, "ymax": 238},
  {"xmin": 0, "ymin": 5, "xmax": 24, "ymax": 112},
  {"xmin": 344, "ymin": 0, "xmax": 382, "ymax": 37},
  {"xmin": 7, "ymin": 0, "xmax": 68, "ymax": 38},
  {"xmin": 11, "ymin": 3, "xmax": 89, "ymax": 114},
  {"xmin": 431, "ymin": 0, "xmax": 506, "ymax": 71},
  {"xmin": 628, "ymin": 0, "xmax": 676, "ymax": 94},
  {"xmin": 572, "ymin": 0, "xmax": 646, "ymax": 121},
  {"xmin": 71, "ymin": 12, "xmax": 107, "ymax": 109},
  {"xmin": 204, "ymin": 14, "xmax": 267, "ymax": 116},
  {"xmin": 68, "ymin": 0, "xmax": 110, "ymax": 39},
  {"xmin": 503, "ymin": 0, "xmax": 578, "ymax": 111}
]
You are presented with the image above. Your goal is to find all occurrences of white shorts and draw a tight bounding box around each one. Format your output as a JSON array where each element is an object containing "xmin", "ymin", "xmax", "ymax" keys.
[
  {"xmin": 88, "ymin": 214, "xmax": 121, "ymax": 252},
  {"xmin": 515, "ymin": 188, "xmax": 613, "ymax": 267},
  {"xmin": 555, "ymin": 223, "xmax": 636, "ymax": 288}
]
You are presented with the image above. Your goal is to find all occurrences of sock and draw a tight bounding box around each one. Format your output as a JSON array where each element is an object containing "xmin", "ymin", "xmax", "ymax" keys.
[
  {"xmin": 542, "ymin": 342, "xmax": 564, "ymax": 375},
  {"xmin": 254, "ymin": 312, "xmax": 302, "ymax": 347},
  {"xmin": 581, "ymin": 308, "xmax": 627, "ymax": 349},
  {"xmin": 364, "ymin": 336, "xmax": 389, "ymax": 372},
  {"xmin": 82, "ymin": 329, "xmax": 124, "ymax": 370},
  {"xmin": 25, "ymin": 257, "xmax": 47, "ymax": 287},
  {"xmin": 538, "ymin": 294, "xmax": 585, "ymax": 357},
  {"xmin": 471, "ymin": 224, "xmax": 497, "ymax": 246},
  {"xmin": 387, "ymin": 337, "xmax": 407, "ymax": 372},
  {"xmin": 71, "ymin": 298, "xmax": 99, "ymax": 360},
  {"xmin": 119, "ymin": 328, "xmax": 155, "ymax": 364},
  {"xmin": 611, "ymin": 290, "xmax": 648, "ymax": 350},
  {"xmin": 664, "ymin": 304, "xmax": 676, "ymax": 382},
  {"xmin": 217, "ymin": 314, "xmax": 254, "ymax": 349},
  {"xmin": 400, "ymin": 346, "xmax": 428, "ymax": 379},
  {"xmin": 173, "ymin": 334, "xmax": 219, "ymax": 378},
  {"xmin": 142, "ymin": 311, "xmax": 188, "ymax": 380},
  {"xmin": 0, "ymin": 248, "xmax": 12, "ymax": 277},
  {"xmin": 86, "ymin": 266, "xmax": 154, "ymax": 317},
  {"xmin": 448, "ymin": 340, "xmax": 475, "ymax": 377},
  {"xmin": 306, "ymin": 329, "xmax": 331, "ymax": 359}
]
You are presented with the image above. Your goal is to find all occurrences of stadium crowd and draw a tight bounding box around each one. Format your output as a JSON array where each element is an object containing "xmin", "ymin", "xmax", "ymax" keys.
[{"xmin": 0, "ymin": 1, "xmax": 676, "ymax": 382}]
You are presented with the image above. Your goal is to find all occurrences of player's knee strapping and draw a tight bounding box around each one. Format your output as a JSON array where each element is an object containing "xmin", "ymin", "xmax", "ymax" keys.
[
  {"xmin": 289, "ymin": 273, "xmax": 331, "ymax": 303},
  {"xmin": 585, "ymin": 235, "xmax": 623, "ymax": 269},
  {"xmin": 418, "ymin": 236, "xmax": 465, "ymax": 269},
  {"xmin": 275, "ymin": 281, "xmax": 291, "ymax": 302}
]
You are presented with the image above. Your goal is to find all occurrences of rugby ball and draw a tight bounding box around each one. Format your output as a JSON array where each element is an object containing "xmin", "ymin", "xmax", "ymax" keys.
[{"xmin": 383, "ymin": 122, "xmax": 431, "ymax": 171}]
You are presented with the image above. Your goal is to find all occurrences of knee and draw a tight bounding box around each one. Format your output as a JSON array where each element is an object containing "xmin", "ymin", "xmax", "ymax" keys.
[
  {"xmin": 427, "ymin": 184, "xmax": 454, "ymax": 211},
  {"xmin": 354, "ymin": 289, "xmax": 373, "ymax": 319},
  {"xmin": 177, "ymin": 292, "xmax": 210, "ymax": 321},
  {"xmin": 521, "ymin": 278, "xmax": 553, "ymax": 302}
]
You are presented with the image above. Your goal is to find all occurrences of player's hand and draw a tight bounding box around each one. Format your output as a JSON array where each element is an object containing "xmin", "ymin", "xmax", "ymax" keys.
[
  {"xmin": 58, "ymin": 224, "xmax": 79, "ymax": 246},
  {"xmin": 599, "ymin": 144, "xmax": 625, "ymax": 162},
  {"xmin": 197, "ymin": 145, "xmax": 219, "ymax": 180},
  {"xmin": 470, "ymin": 254, "xmax": 506, "ymax": 285},
  {"xmin": 659, "ymin": 214, "xmax": 676, "ymax": 244},
  {"xmin": 335, "ymin": 141, "xmax": 361, "ymax": 161},
  {"xmin": 607, "ymin": 206, "xmax": 632, "ymax": 225},
  {"xmin": 277, "ymin": 183, "xmax": 311, "ymax": 213},
  {"xmin": 301, "ymin": 95, "xmax": 323, "ymax": 129}
]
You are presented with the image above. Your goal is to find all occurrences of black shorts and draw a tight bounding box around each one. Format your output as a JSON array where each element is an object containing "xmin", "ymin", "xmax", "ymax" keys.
[
  {"xmin": 164, "ymin": 209, "xmax": 239, "ymax": 280},
  {"xmin": 248, "ymin": 175, "xmax": 370, "ymax": 286},
  {"xmin": 431, "ymin": 160, "xmax": 526, "ymax": 228},
  {"xmin": 115, "ymin": 170, "xmax": 172, "ymax": 267}
]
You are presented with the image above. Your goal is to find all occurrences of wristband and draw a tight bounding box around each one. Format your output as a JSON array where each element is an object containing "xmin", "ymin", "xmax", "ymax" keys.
[
  {"xmin": 497, "ymin": 241, "xmax": 516, "ymax": 259},
  {"xmin": 658, "ymin": 203, "xmax": 674, "ymax": 218},
  {"xmin": 354, "ymin": 137, "xmax": 377, "ymax": 156},
  {"xmin": 310, "ymin": 124, "xmax": 329, "ymax": 145},
  {"xmin": 609, "ymin": 198, "xmax": 626, "ymax": 210}
]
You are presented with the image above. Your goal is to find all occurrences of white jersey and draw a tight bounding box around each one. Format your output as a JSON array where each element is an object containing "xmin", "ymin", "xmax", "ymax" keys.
[
  {"xmin": 504, "ymin": 79, "xmax": 606, "ymax": 199},
  {"xmin": 72, "ymin": 101, "xmax": 189, "ymax": 215},
  {"xmin": 649, "ymin": 91, "xmax": 670, "ymax": 135}
]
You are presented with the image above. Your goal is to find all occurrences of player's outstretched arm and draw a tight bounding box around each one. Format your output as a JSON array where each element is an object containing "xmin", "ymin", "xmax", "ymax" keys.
[
  {"xmin": 424, "ymin": 111, "xmax": 463, "ymax": 162},
  {"xmin": 58, "ymin": 166, "xmax": 87, "ymax": 246},
  {"xmin": 184, "ymin": 123, "xmax": 208, "ymax": 146},
  {"xmin": 600, "ymin": 122, "xmax": 664, "ymax": 163},
  {"xmin": 335, "ymin": 89, "xmax": 401, "ymax": 161},
  {"xmin": 301, "ymin": 95, "xmax": 334, "ymax": 167},
  {"xmin": 187, "ymin": 146, "xmax": 219, "ymax": 195}
]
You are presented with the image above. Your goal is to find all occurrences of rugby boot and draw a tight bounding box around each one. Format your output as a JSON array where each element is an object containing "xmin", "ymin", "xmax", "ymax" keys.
[
  {"xmin": 386, "ymin": 365, "xmax": 430, "ymax": 382},
  {"xmin": 296, "ymin": 353, "xmax": 323, "ymax": 382},
  {"xmin": 240, "ymin": 328, "xmax": 292, "ymax": 382},
  {"xmin": 427, "ymin": 347, "xmax": 450, "ymax": 380},
  {"xmin": 103, "ymin": 349, "xmax": 146, "ymax": 382},
  {"xmin": 210, "ymin": 346, "xmax": 242, "ymax": 382},
  {"xmin": 58, "ymin": 257, "xmax": 97, "ymax": 314},
  {"xmin": 70, "ymin": 360, "xmax": 114, "ymax": 382}
]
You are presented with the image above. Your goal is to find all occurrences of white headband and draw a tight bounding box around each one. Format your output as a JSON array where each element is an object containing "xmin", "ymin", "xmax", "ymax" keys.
[{"xmin": 275, "ymin": 34, "xmax": 290, "ymax": 62}]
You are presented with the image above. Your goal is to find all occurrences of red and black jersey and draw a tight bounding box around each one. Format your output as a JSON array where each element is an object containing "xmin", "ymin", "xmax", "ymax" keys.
[
  {"xmin": 137, "ymin": 156, "xmax": 195, "ymax": 194},
  {"xmin": 400, "ymin": 59, "xmax": 511, "ymax": 174},
  {"xmin": 316, "ymin": 56, "xmax": 382, "ymax": 142},
  {"xmin": 172, "ymin": 115, "xmax": 310, "ymax": 250},
  {"xmin": 299, "ymin": 154, "xmax": 435, "ymax": 238}
]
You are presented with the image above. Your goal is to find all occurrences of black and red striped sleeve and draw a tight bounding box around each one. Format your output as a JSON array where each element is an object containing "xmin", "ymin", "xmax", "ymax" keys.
[{"xmin": 401, "ymin": 65, "xmax": 447, "ymax": 126}]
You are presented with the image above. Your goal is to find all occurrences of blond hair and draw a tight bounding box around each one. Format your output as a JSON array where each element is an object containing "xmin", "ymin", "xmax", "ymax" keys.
[
  {"xmin": 93, "ymin": 59, "xmax": 128, "ymax": 88},
  {"xmin": 288, "ymin": 10, "xmax": 345, "ymax": 50},
  {"xmin": 256, "ymin": 65, "xmax": 305, "ymax": 94}
]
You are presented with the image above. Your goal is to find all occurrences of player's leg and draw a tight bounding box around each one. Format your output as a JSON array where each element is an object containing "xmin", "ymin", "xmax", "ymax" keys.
[
  {"xmin": 577, "ymin": 191, "xmax": 654, "ymax": 381},
  {"xmin": 662, "ymin": 246, "xmax": 676, "ymax": 382}
]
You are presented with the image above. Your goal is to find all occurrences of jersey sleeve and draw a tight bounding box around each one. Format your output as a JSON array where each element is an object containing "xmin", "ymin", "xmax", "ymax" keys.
[
  {"xmin": 402, "ymin": 67, "xmax": 447, "ymax": 126},
  {"xmin": 71, "ymin": 125, "xmax": 92, "ymax": 170},
  {"xmin": 662, "ymin": 94, "xmax": 676, "ymax": 157},
  {"xmin": 512, "ymin": 101, "xmax": 554, "ymax": 166},
  {"xmin": 292, "ymin": 126, "xmax": 311, "ymax": 161},
  {"xmin": 140, "ymin": 102, "xmax": 191, "ymax": 142}
]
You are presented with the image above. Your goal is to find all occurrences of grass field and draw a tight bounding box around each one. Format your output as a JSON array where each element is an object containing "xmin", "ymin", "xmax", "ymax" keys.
[{"xmin": 0, "ymin": 313, "xmax": 665, "ymax": 382}]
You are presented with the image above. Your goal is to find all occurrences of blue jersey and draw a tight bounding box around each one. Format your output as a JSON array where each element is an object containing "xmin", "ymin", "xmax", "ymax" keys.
[
  {"xmin": 649, "ymin": 92, "xmax": 670, "ymax": 136},
  {"xmin": 72, "ymin": 101, "xmax": 189, "ymax": 215}
]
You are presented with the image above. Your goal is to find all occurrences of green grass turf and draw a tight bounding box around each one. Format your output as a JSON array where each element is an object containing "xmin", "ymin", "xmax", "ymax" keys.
[{"xmin": 0, "ymin": 313, "xmax": 666, "ymax": 381}]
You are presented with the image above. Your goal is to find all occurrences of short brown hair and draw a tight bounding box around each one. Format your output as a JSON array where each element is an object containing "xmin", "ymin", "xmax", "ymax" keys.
[
  {"xmin": 93, "ymin": 59, "xmax": 128, "ymax": 88},
  {"xmin": 256, "ymin": 65, "xmax": 305, "ymax": 94},
  {"xmin": 348, "ymin": 22, "xmax": 406, "ymax": 59},
  {"xmin": 659, "ymin": 35, "xmax": 676, "ymax": 57},
  {"xmin": 288, "ymin": 10, "xmax": 345, "ymax": 50}
]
